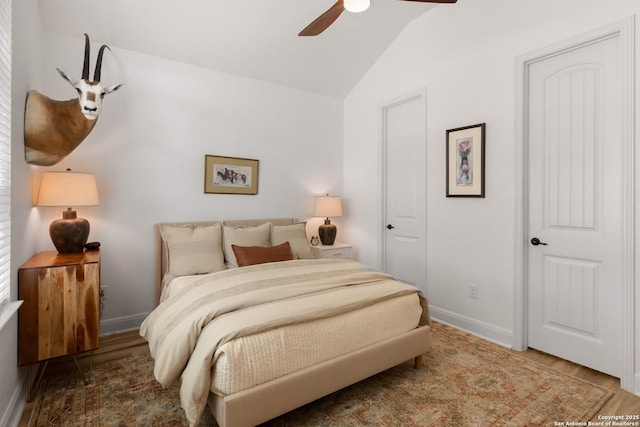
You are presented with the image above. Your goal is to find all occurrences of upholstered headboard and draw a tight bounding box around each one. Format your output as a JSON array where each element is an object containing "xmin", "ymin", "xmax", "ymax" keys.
[{"xmin": 155, "ymin": 218, "xmax": 298, "ymax": 304}]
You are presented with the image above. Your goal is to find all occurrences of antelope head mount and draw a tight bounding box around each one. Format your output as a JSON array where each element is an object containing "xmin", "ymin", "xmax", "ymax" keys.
[{"xmin": 24, "ymin": 34, "xmax": 123, "ymax": 166}]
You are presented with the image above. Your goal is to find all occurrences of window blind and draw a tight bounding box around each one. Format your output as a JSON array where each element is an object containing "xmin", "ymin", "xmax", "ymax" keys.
[{"xmin": 0, "ymin": 0, "xmax": 11, "ymax": 307}]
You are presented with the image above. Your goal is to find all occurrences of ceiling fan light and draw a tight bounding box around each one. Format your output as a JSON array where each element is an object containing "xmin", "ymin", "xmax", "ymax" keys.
[{"xmin": 344, "ymin": 0, "xmax": 370, "ymax": 13}]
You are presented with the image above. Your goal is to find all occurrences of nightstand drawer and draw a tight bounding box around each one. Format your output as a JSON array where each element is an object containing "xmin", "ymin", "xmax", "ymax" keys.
[{"xmin": 311, "ymin": 243, "xmax": 352, "ymax": 260}]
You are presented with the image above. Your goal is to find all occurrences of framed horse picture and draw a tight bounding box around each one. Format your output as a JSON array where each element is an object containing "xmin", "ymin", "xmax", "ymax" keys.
[{"xmin": 204, "ymin": 155, "xmax": 259, "ymax": 195}]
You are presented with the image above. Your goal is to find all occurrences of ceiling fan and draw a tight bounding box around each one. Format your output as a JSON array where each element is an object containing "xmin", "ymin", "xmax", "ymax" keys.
[{"xmin": 299, "ymin": 0, "xmax": 457, "ymax": 36}]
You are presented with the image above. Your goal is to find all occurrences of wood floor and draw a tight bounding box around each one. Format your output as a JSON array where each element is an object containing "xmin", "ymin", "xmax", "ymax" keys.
[{"xmin": 19, "ymin": 329, "xmax": 640, "ymax": 426}]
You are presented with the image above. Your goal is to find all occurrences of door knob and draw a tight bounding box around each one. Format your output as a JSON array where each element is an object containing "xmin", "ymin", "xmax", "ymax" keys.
[
  {"xmin": 386, "ymin": 224, "xmax": 395, "ymax": 230},
  {"xmin": 530, "ymin": 237, "xmax": 547, "ymax": 246}
]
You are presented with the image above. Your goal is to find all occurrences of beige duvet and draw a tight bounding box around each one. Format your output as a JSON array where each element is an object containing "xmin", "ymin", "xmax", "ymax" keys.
[{"xmin": 140, "ymin": 259, "xmax": 428, "ymax": 426}]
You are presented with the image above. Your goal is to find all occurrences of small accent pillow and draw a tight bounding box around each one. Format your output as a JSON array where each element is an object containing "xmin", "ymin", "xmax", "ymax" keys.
[
  {"xmin": 159, "ymin": 223, "xmax": 225, "ymax": 276},
  {"xmin": 271, "ymin": 222, "xmax": 314, "ymax": 259},
  {"xmin": 223, "ymin": 222, "xmax": 271, "ymax": 268},
  {"xmin": 232, "ymin": 242, "xmax": 294, "ymax": 267}
]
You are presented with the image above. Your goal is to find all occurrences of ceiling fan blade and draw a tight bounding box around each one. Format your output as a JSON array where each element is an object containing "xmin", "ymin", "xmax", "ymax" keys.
[
  {"xmin": 299, "ymin": 0, "xmax": 346, "ymax": 36},
  {"xmin": 401, "ymin": 0, "xmax": 457, "ymax": 3}
]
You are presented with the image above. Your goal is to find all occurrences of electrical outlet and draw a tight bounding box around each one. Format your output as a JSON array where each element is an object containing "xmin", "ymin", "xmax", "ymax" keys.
[{"xmin": 469, "ymin": 284, "xmax": 479, "ymax": 299}]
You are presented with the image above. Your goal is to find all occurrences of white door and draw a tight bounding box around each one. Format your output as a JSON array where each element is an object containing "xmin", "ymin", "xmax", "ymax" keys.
[
  {"xmin": 527, "ymin": 34, "xmax": 624, "ymax": 377},
  {"xmin": 381, "ymin": 91, "xmax": 427, "ymax": 289}
]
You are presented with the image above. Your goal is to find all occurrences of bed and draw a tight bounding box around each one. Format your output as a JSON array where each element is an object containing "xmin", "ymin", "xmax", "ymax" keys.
[{"xmin": 141, "ymin": 218, "xmax": 431, "ymax": 427}]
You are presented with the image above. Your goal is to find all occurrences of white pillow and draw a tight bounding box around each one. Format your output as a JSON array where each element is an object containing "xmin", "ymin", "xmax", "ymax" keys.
[
  {"xmin": 222, "ymin": 222, "xmax": 271, "ymax": 268},
  {"xmin": 159, "ymin": 223, "xmax": 225, "ymax": 276},
  {"xmin": 271, "ymin": 223, "xmax": 314, "ymax": 259}
]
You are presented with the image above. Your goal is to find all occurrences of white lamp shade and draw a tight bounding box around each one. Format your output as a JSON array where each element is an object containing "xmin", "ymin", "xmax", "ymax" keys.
[
  {"xmin": 314, "ymin": 195, "xmax": 343, "ymax": 218},
  {"xmin": 36, "ymin": 171, "xmax": 99, "ymax": 207},
  {"xmin": 344, "ymin": 0, "xmax": 370, "ymax": 13}
]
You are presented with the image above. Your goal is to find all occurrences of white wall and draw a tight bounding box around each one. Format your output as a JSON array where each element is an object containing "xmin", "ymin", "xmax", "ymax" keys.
[
  {"xmin": 344, "ymin": 0, "xmax": 640, "ymax": 356},
  {"xmin": 3, "ymin": 0, "xmax": 44, "ymax": 425},
  {"xmin": 31, "ymin": 34, "xmax": 344, "ymax": 333}
]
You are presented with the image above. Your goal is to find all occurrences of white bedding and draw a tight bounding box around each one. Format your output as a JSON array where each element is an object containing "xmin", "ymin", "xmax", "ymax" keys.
[
  {"xmin": 163, "ymin": 274, "xmax": 208, "ymax": 300},
  {"xmin": 212, "ymin": 293, "xmax": 421, "ymax": 395},
  {"xmin": 164, "ymin": 273, "xmax": 422, "ymax": 397},
  {"xmin": 144, "ymin": 259, "xmax": 428, "ymax": 425}
]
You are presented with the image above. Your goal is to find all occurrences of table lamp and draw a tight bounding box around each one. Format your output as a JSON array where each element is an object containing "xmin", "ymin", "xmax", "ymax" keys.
[
  {"xmin": 36, "ymin": 170, "xmax": 99, "ymax": 254},
  {"xmin": 313, "ymin": 195, "xmax": 343, "ymax": 245}
]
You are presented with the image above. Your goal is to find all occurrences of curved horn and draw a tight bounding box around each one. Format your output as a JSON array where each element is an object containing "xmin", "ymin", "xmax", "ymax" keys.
[
  {"xmin": 94, "ymin": 44, "xmax": 111, "ymax": 82},
  {"xmin": 82, "ymin": 33, "xmax": 91, "ymax": 80}
]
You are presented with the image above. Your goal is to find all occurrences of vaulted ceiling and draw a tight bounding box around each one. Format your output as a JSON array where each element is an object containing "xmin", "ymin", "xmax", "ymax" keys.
[{"xmin": 38, "ymin": 0, "xmax": 444, "ymax": 98}]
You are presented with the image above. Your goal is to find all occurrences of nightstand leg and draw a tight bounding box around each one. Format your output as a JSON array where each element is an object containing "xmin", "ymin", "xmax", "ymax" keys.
[
  {"xmin": 88, "ymin": 350, "xmax": 94, "ymax": 374},
  {"xmin": 71, "ymin": 352, "xmax": 93, "ymax": 385},
  {"xmin": 27, "ymin": 360, "xmax": 49, "ymax": 402}
]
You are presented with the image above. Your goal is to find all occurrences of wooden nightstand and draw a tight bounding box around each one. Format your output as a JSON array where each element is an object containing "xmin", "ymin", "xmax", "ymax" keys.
[
  {"xmin": 18, "ymin": 250, "xmax": 101, "ymax": 380},
  {"xmin": 310, "ymin": 243, "xmax": 352, "ymax": 259}
]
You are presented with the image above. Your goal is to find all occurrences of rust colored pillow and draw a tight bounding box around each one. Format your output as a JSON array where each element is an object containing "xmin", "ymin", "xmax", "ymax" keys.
[{"xmin": 231, "ymin": 242, "xmax": 294, "ymax": 267}]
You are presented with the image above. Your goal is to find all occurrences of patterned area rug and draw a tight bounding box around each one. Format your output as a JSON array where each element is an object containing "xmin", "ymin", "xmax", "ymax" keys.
[{"xmin": 28, "ymin": 322, "xmax": 612, "ymax": 426}]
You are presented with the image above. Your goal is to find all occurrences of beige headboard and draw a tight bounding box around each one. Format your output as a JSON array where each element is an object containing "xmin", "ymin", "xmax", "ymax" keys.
[{"xmin": 155, "ymin": 218, "xmax": 297, "ymax": 304}]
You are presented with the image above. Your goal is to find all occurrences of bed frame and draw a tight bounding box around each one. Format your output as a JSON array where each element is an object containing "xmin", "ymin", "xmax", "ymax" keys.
[{"xmin": 156, "ymin": 218, "xmax": 431, "ymax": 427}]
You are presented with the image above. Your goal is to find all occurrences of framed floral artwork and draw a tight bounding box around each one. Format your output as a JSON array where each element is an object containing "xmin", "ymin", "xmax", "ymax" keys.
[{"xmin": 446, "ymin": 123, "xmax": 486, "ymax": 198}]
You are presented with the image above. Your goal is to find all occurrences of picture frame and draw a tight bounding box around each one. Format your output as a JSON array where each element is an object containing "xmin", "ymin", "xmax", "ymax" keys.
[
  {"xmin": 204, "ymin": 155, "xmax": 259, "ymax": 195},
  {"xmin": 446, "ymin": 123, "xmax": 486, "ymax": 198}
]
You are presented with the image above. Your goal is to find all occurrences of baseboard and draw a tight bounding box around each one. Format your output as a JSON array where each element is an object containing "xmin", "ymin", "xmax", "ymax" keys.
[
  {"xmin": 430, "ymin": 305, "xmax": 513, "ymax": 348},
  {"xmin": 100, "ymin": 312, "xmax": 149, "ymax": 336},
  {"xmin": 1, "ymin": 378, "xmax": 25, "ymax": 427}
]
